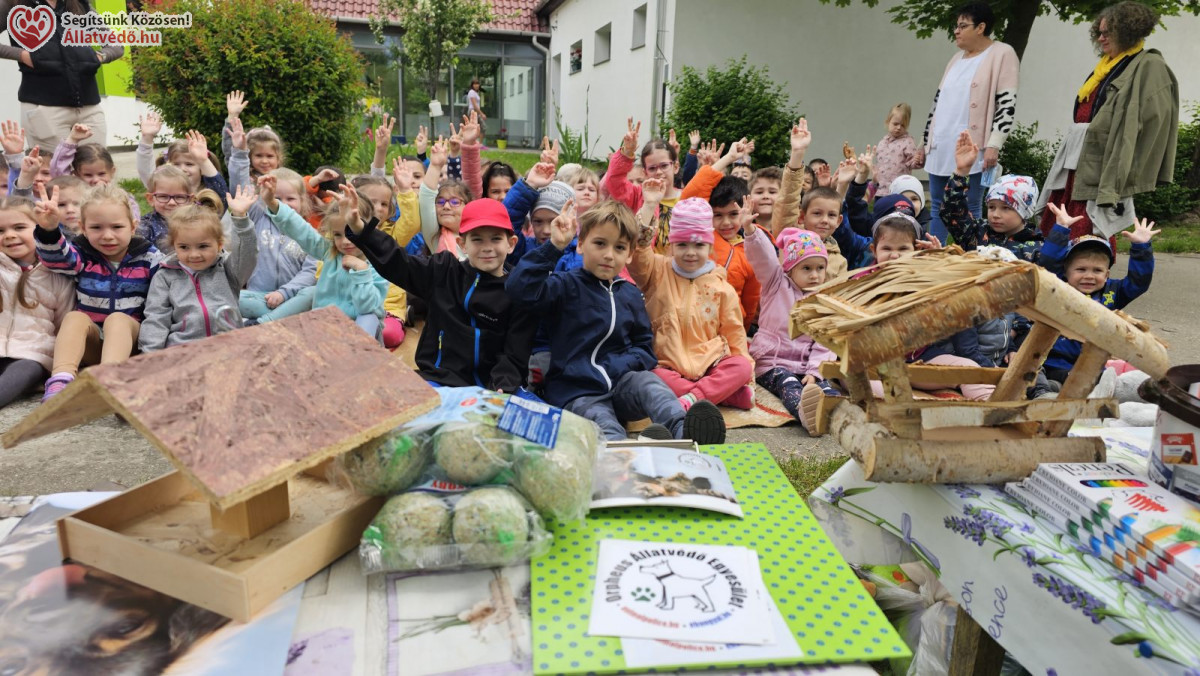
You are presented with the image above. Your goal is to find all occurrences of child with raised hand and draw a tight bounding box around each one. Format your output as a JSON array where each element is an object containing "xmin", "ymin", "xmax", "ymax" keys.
[
  {"xmin": 419, "ymin": 139, "xmax": 472, "ymax": 259},
  {"xmin": 742, "ymin": 204, "xmax": 838, "ymax": 433},
  {"xmin": 346, "ymin": 187, "xmax": 536, "ymax": 391},
  {"xmin": 260, "ymin": 177, "xmax": 388, "ymax": 339},
  {"xmin": 604, "ymin": 118, "xmax": 683, "ymax": 253},
  {"xmin": 46, "ymin": 124, "xmax": 141, "ymax": 221},
  {"xmin": 873, "ymin": 103, "xmax": 921, "ymax": 198},
  {"xmin": 238, "ymin": 168, "xmax": 319, "ymax": 326},
  {"xmin": 352, "ymin": 168, "xmax": 418, "ymax": 349},
  {"xmin": 772, "ymin": 121, "xmax": 849, "ymax": 279},
  {"xmin": 747, "ymin": 167, "xmax": 781, "ymax": 233},
  {"xmin": 628, "ymin": 186, "xmax": 755, "ymax": 412},
  {"xmin": 44, "ymin": 176, "xmax": 86, "ymax": 235},
  {"xmin": 220, "ymin": 91, "xmax": 285, "ymax": 186},
  {"xmin": 138, "ymin": 186, "xmax": 258, "ymax": 351},
  {"xmin": 507, "ymin": 199, "xmax": 726, "ymax": 444},
  {"xmin": 3, "ymin": 121, "xmax": 51, "ymax": 198},
  {"xmin": 0, "ymin": 196, "xmax": 76, "ymax": 407},
  {"xmin": 943, "ymin": 131, "xmax": 1043, "ymax": 261},
  {"xmin": 34, "ymin": 183, "xmax": 161, "ymax": 400},
  {"xmin": 1039, "ymin": 205, "xmax": 1157, "ymax": 385}
]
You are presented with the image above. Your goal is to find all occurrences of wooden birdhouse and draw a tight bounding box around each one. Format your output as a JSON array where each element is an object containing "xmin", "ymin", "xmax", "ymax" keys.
[
  {"xmin": 2, "ymin": 308, "xmax": 439, "ymax": 621},
  {"xmin": 791, "ymin": 248, "xmax": 1170, "ymax": 484}
]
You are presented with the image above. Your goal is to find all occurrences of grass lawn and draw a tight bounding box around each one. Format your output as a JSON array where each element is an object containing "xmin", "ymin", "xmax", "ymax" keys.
[{"xmin": 777, "ymin": 454, "xmax": 850, "ymax": 499}]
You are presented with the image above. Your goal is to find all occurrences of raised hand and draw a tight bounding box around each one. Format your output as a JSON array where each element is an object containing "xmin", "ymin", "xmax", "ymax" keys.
[
  {"xmin": 688, "ymin": 129, "xmax": 701, "ymax": 150},
  {"xmin": 834, "ymin": 158, "xmax": 857, "ymax": 188},
  {"xmin": 428, "ymin": 138, "xmax": 448, "ymax": 168},
  {"xmin": 740, "ymin": 139, "xmax": 756, "ymax": 160},
  {"xmin": 549, "ymin": 198, "xmax": 577, "ymax": 251},
  {"xmin": 257, "ymin": 174, "xmax": 278, "ymax": 212},
  {"xmin": 526, "ymin": 161, "xmax": 556, "ymax": 189},
  {"xmin": 185, "ymin": 129, "xmax": 209, "ymax": 162},
  {"xmin": 726, "ymin": 137, "xmax": 750, "ymax": 161},
  {"xmin": 230, "ymin": 117, "xmax": 247, "ymax": 151},
  {"xmin": 667, "ymin": 129, "xmax": 680, "ymax": 159},
  {"xmin": 415, "ymin": 125, "xmax": 429, "ymax": 156},
  {"xmin": 954, "ymin": 130, "xmax": 979, "ymax": 177},
  {"xmin": 539, "ymin": 136, "xmax": 560, "ymax": 166},
  {"xmin": 138, "ymin": 111, "xmax": 163, "ymax": 142},
  {"xmin": 311, "ymin": 167, "xmax": 340, "ymax": 185},
  {"xmin": 375, "ymin": 113, "xmax": 395, "ymax": 153},
  {"xmin": 741, "ymin": 196, "xmax": 759, "ymax": 237},
  {"xmin": 336, "ymin": 183, "xmax": 362, "ymax": 232},
  {"xmin": 447, "ymin": 123, "xmax": 462, "ymax": 156},
  {"xmin": 226, "ymin": 90, "xmax": 248, "ymax": 119},
  {"xmin": 1121, "ymin": 217, "xmax": 1161, "ymax": 244},
  {"xmin": 790, "ymin": 118, "xmax": 811, "ymax": 153},
  {"xmin": 68, "ymin": 123, "xmax": 92, "ymax": 144},
  {"xmin": 915, "ymin": 232, "xmax": 942, "ymax": 251},
  {"xmin": 0, "ymin": 120, "xmax": 24, "ymax": 155},
  {"xmin": 1045, "ymin": 202, "xmax": 1084, "ymax": 230},
  {"xmin": 392, "ymin": 156, "xmax": 414, "ymax": 193},
  {"xmin": 814, "ymin": 162, "xmax": 831, "ymax": 188},
  {"xmin": 19, "ymin": 147, "xmax": 41, "ymax": 179},
  {"xmin": 697, "ymin": 139, "xmax": 725, "ymax": 167},
  {"xmin": 621, "ymin": 117, "xmax": 641, "ymax": 157},
  {"xmin": 460, "ymin": 111, "xmax": 480, "ymax": 145},
  {"xmin": 32, "ymin": 185, "xmax": 61, "ymax": 230},
  {"xmin": 855, "ymin": 145, "xmax": 875, "ymax": 182},
  {"xmin": 641, "ymin": 176, "xmax": 667, "ymax": 205},
  {"xmin": 226, "ymin": 184, "xmax": 257, "ymax": 218}
]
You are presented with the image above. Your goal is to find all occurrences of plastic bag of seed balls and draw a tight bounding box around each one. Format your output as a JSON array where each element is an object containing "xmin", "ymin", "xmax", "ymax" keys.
[
  {"xmin": 328, "ymin": 428, "xmax": 433, "ymax": 496},
  {"xmin": 359, "ymin": 486, "xmax": 551, "ymax": 573},
  {"xmin": 510, "ymin": 409, "xmax": 605, "ymax": 523}
]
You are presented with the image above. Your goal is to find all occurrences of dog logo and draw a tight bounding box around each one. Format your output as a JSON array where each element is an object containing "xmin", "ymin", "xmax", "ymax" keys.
[
  {"xmin": 638, "ymin": 559, "xmax": 717, "ymax": 613},
  {"xmin": 8, "ymin": 5, "xmax": 56, "ymax": 53}
]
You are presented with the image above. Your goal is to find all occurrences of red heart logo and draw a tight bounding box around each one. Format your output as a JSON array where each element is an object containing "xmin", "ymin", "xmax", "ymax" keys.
[{"xmin": 8, "ymin": 5, "xmax": 56, "ymax": 53}]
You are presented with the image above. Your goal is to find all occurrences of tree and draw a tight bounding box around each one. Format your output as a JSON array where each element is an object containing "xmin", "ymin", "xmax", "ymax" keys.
[
  {"xmin": 663, "ymin": 57, "xmax": 798, "ymax": 170},
  {"xmin": 131, "ymin": 0, "xmax": 366, "ymax": 171},
  {"xmin": 370, "ymin": 0, "xmax": 493, "ymax": 102},
  {"xmin": 818, "ymin": 1, "xmax": 1200, "ymax": 60}
]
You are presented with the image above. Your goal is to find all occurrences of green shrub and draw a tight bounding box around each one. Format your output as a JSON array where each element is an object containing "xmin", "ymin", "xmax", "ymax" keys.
[
  {"xmin": 997, "ymin": 122, "xmax": 1057, "ymax": 186},
  {"xmin": 1135, "ymin": 106, "xmax": 1200, "ymax": 223},
  {"xmin": 130, "ymin": 0, "xmax": 367, "ymax": 173},
  {"xmin": 663, "ymin": 57, "xmax": 797, "ymax": 169}
]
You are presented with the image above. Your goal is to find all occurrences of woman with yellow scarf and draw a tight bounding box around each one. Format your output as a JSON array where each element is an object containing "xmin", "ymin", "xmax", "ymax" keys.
[{"xmin": 1036, "ymin": 2, "xmax": 1180, "ymax": 242}]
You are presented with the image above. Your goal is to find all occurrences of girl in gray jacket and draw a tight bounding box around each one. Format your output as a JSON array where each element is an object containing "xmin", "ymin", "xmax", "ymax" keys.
[{"xmin": 138, "ymin": 187, "xmax": 258, "ymax": 352}]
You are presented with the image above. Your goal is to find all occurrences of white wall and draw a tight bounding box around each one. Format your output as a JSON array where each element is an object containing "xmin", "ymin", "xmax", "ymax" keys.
[
  {"xmin": 547, "ymin": 0, "xmax": 666, "ymax": 160},
  {"xmin": 552, "ymin": 0, "xmax": 1200, "ymax": 167}
]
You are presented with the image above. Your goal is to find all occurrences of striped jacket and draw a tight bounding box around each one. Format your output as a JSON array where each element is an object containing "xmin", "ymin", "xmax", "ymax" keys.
[{"xmin": 34, "ymin": 227, "xmax": 161, "ymax": 324}]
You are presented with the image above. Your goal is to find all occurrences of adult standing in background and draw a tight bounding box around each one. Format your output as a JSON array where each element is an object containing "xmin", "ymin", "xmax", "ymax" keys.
[
  {"xmin": 914, "ymin": 2, "xmax": 1019, "ymax": 243},
  {"xmin": 466, "ymin": 78, "xmax": 486, "ymax": 144},
  {"xmin": 0, "ymin": 0, "xmax": 123, "ymax": 153},
  {"xmin": 1036, "ymin": 2, "xmax": 1178, "ymax": 242}
]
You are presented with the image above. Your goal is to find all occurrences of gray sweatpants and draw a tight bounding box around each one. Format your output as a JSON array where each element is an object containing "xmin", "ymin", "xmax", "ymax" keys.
[
  {"xmin": 564, "ymin": 370, "xmax": 686, "ymax": 441},
  {"xmin": 0, "ymin": 358, "xmax": 47, "ymax": 408}
]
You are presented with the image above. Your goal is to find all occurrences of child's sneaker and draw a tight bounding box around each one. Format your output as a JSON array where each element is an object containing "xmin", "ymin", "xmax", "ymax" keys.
[
  {"xmin": 42, "ymin": 373, "xmax": 74, "ymax": 402},
  {"xmin": 721, "ymin": 384, "xmax": 755, "ymax": 410},
  {"xmin": 800, "ymin": 379, "xmax": 843, "ymax": 436},
  {"xmin": 683, "ymin": 400, "xmax": 726, "ymax": 445},
  {"xmin": 678, "ymin": 393, "xmax": 698, "ymax": 411},
  {"xmin": 637, "ymin": 424, "xmax": 673, "ymax": 441}
]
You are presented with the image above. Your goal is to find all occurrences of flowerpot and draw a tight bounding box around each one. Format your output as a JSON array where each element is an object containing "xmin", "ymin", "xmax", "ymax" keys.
[{"xmin": 497, "ymin": 139, "xmax": 508, "ymax": 149}]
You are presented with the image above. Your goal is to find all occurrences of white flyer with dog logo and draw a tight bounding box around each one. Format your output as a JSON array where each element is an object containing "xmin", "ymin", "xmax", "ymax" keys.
[{"xmin": 588, "ymin": 539, "xmax": 774, "ymax": 645}]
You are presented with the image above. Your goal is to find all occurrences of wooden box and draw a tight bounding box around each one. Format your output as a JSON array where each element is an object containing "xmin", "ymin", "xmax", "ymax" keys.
[{"xmin": 57, "ymin": 470, "xmax": 383, "ymax": 622}]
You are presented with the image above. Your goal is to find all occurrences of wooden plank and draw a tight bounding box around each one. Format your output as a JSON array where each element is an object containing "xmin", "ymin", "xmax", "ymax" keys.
[
  {"xmin": 990, "ymin": 322, "xmax": 1059, "ymax": 402},
  {"xmin": 875, "ymin": 359, "xmax": 920, "ymax": 438},
  {"xmin": 920, "ymin": 425, "xmax": 1034, "ymax": 441},
  {"xmin": 210, "ymin": 481, "xmax": 292, "ymax": 539},
  {"xmin": 863, "ymin": 436, "xmax": 1106, "ymax": 483},
  {"xmin": 949, "ymin": 606, "xmax": 1005, "ymax": 676},
  {"xmin": 874, "ymin": 398, "xmax": 1118, "ymax": 429},
  {"xmin": 1039, "ymin": 343, "xmax": 1110, "ymax": 438},
  {"xmin": 1, "ymin": 378, "xmax": 113, "ymax": 448},
  {"xmin": 819, "ymin": 361, "xmax": 1006, "ymax": 386}
]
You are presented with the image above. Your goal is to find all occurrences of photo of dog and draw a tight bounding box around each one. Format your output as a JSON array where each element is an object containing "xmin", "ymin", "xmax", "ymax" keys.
[{"xmin": 592, "ymin": 448, "xmax": 738, "ymax": 506}]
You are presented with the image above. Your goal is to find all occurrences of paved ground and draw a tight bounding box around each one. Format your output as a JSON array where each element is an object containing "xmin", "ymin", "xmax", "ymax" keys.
[{"xmin": 3, "ymin": 156, "xmax": 1198, "ymax": 496}]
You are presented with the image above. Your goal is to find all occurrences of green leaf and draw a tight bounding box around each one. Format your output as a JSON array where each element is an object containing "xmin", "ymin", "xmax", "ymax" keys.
[
  {"xmin": 841, "ymin": 487, "xmax": 876, "ymax": 498},
  {"xmin": 1109, "ymin": 631, "xmax": 1152, "ymax": 645}
]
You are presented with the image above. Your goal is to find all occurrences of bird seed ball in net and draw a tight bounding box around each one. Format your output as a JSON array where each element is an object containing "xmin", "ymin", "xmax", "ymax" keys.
[
  {"xmin": 339, "ymin": 430, "xmax": 432, "ymax": 496},
  {"xmin": 433, "ymin": 423, "xmax": 515, "ymax": 485},
  {"xmin": 451, "ymin": 487, "xmax": 532, "ymax": 565}
]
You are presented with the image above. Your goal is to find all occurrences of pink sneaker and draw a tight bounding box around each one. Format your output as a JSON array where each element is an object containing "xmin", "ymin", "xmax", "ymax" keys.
[
  {"xmin": 42, "ymin": 373, "xmax": 75, "ymax": 402},
  {"xmin": 721, "ymin": 384, "xmax": 756, "ymax": 410}
]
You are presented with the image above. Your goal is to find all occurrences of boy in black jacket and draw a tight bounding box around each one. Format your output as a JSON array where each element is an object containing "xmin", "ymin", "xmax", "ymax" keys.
[{"xmin": 346, "ymin": 193, "xmax": 536, "ymax": 392}]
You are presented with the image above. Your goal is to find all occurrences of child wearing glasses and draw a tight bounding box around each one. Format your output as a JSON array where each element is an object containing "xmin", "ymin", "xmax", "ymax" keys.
[
  {"xmin": 603, "ymin": 118, "xmax": 682, "ymax": 254},
  {"xmin": 419, "ymin": 139, "xmax": 473, "ymax": 259}
]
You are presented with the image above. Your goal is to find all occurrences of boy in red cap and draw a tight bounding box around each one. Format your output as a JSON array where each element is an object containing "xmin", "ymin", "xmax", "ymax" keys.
[{"xmin": 345, "ymin": 197, "xmax": 537, "ymax": 392}]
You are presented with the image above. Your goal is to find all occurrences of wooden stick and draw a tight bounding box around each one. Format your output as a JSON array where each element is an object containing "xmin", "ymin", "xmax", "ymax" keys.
[
  {"xmin": 990, "ymin": 322, "xmax": 1059, "ymax": 402},
  {"xmin": 863, "ymin": 437, "xmax": 1106, "ymax": 483},
  {"xmin": 1039, "ymin": 343, "xmax": 1110, "ymax": 437},
  {"xmin": 827, "ymin": 401, "xmax": 891, "ymax": 464},
  {"xmin": 872, "ymin": 397, "xmax": 1119, "ymax": 429}
]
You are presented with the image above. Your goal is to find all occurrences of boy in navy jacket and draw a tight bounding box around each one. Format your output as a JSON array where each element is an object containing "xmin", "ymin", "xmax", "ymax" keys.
[
  {"xmin": 507, "ymin": 199, "xmax": 725, "ymax": 443},
  {"xmin": 1040, "ymin": 204, "xmax": 1158, "ymax": 384}
]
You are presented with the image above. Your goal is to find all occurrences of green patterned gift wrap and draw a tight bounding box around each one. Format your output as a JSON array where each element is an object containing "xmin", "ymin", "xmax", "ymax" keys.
[{"xmin": 530, "ymin": 443, "xmax": 909, "ymax": 674}]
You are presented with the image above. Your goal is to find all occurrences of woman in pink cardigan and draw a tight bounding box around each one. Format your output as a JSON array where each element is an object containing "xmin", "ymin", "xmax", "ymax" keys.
[{"xmin": 914, "ymin": 2, "xmax": 1019, "ymax": 244}]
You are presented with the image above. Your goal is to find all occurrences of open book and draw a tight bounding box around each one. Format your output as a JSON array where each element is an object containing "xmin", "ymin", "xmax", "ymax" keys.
[{"xmin": 590, "ymin": 444, "xmax": 742, "ymax": 518}]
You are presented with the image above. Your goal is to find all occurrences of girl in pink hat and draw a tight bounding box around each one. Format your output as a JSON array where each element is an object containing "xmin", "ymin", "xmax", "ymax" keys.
[{"xmin": 627, "ymin": 188, "xmax": 755, "ymax": 412}]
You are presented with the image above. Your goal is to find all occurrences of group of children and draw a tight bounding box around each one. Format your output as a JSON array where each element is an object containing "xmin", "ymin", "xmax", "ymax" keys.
[{"xmin": 0, "ymin": 93, "xmax": 1160, "ymax": 443}]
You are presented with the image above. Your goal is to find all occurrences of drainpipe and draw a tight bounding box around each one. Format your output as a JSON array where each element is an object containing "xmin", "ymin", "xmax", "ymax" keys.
[
  {"xmin": 649, "ymin": 0, "xmax": 667, "ymax": 136},
  {"xmin": 529, "ymin": 34, "xmax": 551, "ymax": 140}
]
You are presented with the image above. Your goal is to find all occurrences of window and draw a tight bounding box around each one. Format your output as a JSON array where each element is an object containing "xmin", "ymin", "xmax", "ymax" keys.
[
  {"xmin": 632, "ymin": 4, "xmax": 647, "ymax": 49},
  {"xmin": 570, "ymin": 40, "xmax": 582, "ymax": 74},
  {"xmin": 594, "ymin": 23, "xmax": 611, "ymax": 65},
  {"xmin": 518, "ymin": 73, "xmax": 524, "ymax": 94}
]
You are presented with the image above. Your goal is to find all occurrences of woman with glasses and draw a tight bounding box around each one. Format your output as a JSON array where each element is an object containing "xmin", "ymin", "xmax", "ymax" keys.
[
  {"xmin": 913, "ymin": 1, "xmax": 1019, "ymax": 244},
  {"xmin": 1035, "ymin": 2, "xmax": 1178, "ymax": 243}
]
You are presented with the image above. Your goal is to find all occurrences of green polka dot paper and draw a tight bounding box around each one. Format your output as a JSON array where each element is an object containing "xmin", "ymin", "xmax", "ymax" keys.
[{"xmin": 530, "ymin": 443, "xmax": 909, "ymax": 674}]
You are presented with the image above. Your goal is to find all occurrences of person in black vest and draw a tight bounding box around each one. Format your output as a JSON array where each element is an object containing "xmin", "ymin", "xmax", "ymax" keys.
[{"xmin": 1, "ymin": 0, "xmax": 123, "ymax": 153}]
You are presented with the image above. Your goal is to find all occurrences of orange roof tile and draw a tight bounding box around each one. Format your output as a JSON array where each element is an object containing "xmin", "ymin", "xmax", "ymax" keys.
[{"xmin": 310, "ymin": 0, "xmax": 548, "ymax": 34}]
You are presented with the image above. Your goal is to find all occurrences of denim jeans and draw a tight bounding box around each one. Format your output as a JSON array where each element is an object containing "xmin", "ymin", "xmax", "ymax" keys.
[
  {"xmin": 927, "ymin": 172, "xmax": 982, "ymax": 244},
  {"xmin": 564, "ymin": 370, "xmax": 685, "ymax": 441}
]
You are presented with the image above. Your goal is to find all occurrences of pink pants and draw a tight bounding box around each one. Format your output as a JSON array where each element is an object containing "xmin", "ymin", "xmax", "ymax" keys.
[
  {"xmin": 653, "ymin": 355, "xmax": 754, "ymax": 405},
  {"xmin": 869, "ymin": 354, "xmax": 995, "ymax": 401}
]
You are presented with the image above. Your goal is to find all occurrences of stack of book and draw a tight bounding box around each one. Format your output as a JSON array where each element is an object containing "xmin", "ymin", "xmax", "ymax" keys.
[{"xmin": 1006, "ymin": 463, "xmax": 1200, "ymax": 611}]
